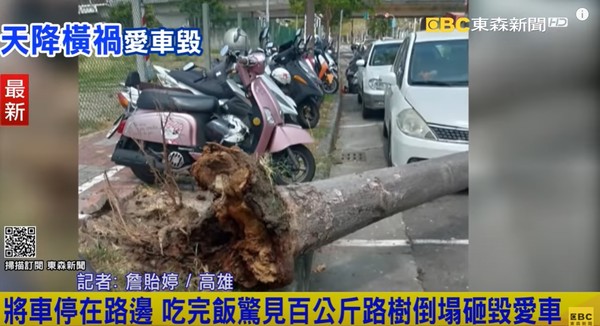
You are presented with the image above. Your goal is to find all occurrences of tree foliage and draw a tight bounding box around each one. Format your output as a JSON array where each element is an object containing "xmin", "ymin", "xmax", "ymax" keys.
[
  {"xmin": 367, "ymin": 17, "xmax": 391, "ymax": 38},
  {"xmin": 289, "ymin": 0, "xmax": 374, "ymax": 36},
  {"xmin": 178, "ymin": 0, "xmax": 228, "ymax": 27},
  {"xmin": 108, "ymin": 2, "xmax": 160, "ymax": 28}
]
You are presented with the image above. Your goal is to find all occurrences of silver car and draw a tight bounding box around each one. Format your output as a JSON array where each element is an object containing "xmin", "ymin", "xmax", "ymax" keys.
[{"xmin": 355, "ymin": 39, "xmax": 403, "ymax": 119}]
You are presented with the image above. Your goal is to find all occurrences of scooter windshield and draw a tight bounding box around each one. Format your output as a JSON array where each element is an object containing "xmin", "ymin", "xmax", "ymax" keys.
[
  {"xmin": 324, "ymin": 52, "xmax": 336, "ymax": 66},
  {"xmin": 258, "ymin": 74, "xmax": 298, "ymax": 116},
  {"xmin": 299, "ymin": 59, "xmax": 318, "ymax": 81},
  {"xmin": 226, "ymin": 79, "xmax": 249, "ymax": 102}
]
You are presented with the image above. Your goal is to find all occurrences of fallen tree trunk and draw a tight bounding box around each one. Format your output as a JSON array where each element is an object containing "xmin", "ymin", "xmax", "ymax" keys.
[
  {"xmin": 81, "ymin": 144, "xmax": 467, "ymax": 290},
  {"xmin": 282, "ymin": 153, "xmax": 468, "ymax": 254}
]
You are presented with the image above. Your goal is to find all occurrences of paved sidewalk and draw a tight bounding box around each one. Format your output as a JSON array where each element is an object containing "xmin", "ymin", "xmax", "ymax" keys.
[{"xmin": 78, "ymin": 132, "xmax": 139, "ymax": 217}]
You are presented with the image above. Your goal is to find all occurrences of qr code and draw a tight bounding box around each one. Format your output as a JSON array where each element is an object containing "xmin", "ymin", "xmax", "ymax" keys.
[{"xmin": 4, "ymin": 226, "xmax": 37, "ymax": 259}]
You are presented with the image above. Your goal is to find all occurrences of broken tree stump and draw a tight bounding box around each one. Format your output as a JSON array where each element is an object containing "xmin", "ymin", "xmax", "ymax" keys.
[{"xmin": 81, "ymin": 144, "xmax": 467, "ymax": 290}]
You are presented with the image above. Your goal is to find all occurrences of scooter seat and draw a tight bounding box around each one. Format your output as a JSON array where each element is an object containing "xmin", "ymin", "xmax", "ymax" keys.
[
  {"xmin": 193, "ymin": 79, "xmax": 235, "ymax": 99},
  {"xmin": 137, "ymin": 89, "xmax": 218, "ymax": 114},
  {"xmin": 169, "ymin": 70, "xmax": 206, "ymax": 85},
  {"xmin": 170, "ymin": 94, "xmax": 219, "ymax": 113}
]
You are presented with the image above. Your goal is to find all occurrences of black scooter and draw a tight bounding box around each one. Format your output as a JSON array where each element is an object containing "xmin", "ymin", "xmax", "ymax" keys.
[
  {"xmin": 344, "ymin": 50, "xmax": 363, "ymax": 94},
  {"xmin": 264, "ymin": 29, "xmax": 324, "ymax": 129}
]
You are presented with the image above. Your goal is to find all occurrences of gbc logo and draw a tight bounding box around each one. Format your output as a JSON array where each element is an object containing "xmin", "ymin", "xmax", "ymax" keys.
[
  {"xmin": 425, "ymin": 17, "xmax": 470, "ymax": 32},
  {"xmin": 569, "ymin": 307, "xmax": 594, "ymax": 326}
]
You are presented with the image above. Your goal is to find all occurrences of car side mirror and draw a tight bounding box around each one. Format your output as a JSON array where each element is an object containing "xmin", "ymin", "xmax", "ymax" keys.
[{"xmin": 356, "ymin": 59, "xmax": 365, "ymax": 67}]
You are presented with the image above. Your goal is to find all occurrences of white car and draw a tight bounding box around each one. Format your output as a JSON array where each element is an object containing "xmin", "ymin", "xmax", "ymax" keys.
[
  {"xmin": 380, "ymin": 31, "xmax": 468, "ymax": 166},
  {"xmin": 355, "ymin": 39, "xmax": 403, "ymax": 118}
]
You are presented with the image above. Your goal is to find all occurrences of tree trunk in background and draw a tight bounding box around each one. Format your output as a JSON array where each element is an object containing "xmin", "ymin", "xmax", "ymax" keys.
[{"xmin": 305, "ymin": 0, "xmax": 315, "ymax": 48}]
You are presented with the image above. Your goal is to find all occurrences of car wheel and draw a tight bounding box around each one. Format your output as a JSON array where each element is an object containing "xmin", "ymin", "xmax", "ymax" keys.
[
  {"xmin": 361, "ymin": 99, "xmax": 371, "ymax": 119},
  {"xmin": 382, "ymin": 120, "xmax": 388, "ymax": 138},
  {"xmin": 385, "ymin": 128, "xmax": 393, "ymax": 167}
]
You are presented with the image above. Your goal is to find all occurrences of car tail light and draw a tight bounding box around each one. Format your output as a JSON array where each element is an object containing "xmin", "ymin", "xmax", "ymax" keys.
[{"xmin": 117, "ymin": 92, "xmax": 129, "ymax": 109}]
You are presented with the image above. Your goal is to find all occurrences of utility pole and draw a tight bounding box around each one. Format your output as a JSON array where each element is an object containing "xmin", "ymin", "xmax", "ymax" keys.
[
  {"xmin": 351, "ymin": 18, "xmax": 354, "ymax": 43},
  {"xmin": 305, "ymin": 0, "xmax": 315, "ymax": 49},
  {"xmin": 266, "ymin": 0, "xmax": 270, "ymax": 27},
  {"xmin": 202, "ymin": 3, "xmax": 211, "ymax": 66},
  {"xmin": 131, "ymin": 0, "xmax": 147, "ymax": 82},
  {"xmin": 337, "ymin": 9, "xmax": 343, "ymax": 65}
]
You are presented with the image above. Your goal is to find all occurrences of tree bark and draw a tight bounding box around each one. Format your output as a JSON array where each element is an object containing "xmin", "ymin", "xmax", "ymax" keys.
[
  {"xmin": 282, "ymin": 152, "xmax": 468, "ymax": 254},
  {"xmin": 84, "ymin": 144, "xmax": 468, "ymax": 290}
]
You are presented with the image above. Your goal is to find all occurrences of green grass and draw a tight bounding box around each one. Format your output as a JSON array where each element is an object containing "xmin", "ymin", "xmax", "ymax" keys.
[
  {"xmin": 308, "ymin": 94, "xmax": 339, "ymax": 181},
  {"xmin": 309, "ymin": 94, "xmax": 336, "ymax": 142}
]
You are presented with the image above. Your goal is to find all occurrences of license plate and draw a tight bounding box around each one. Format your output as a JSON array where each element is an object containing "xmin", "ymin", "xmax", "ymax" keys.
[{"xmin": 106, "ymin": 114, "xmax": 124, "ymax": 139}]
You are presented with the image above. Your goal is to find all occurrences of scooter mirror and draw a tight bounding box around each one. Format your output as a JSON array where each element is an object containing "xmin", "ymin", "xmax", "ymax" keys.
[
  {"xmin": 220, "ymin": 45, "xmax": 229, "ymax": 57},
  {"xmin": 183, "ymin": 62, "xmax": 195, "ymax": 71}
]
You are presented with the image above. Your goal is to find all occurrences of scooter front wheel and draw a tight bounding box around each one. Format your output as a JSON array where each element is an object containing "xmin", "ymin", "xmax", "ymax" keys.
[
  {"xmin": 322, "ymin": 77, "xmax": 339, "ymax": 94},
  {"xmin": 271, "ymin": 145, "xmax": 316, "ymax": 185}
]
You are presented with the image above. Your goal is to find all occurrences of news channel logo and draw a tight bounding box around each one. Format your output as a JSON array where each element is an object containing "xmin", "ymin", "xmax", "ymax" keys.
[
  {"xmin": 425, "ymin": 16, "xmax": 569, "ymax": 32},
  {"xmin": 425, "ymin": 17, "xmax": 470, "ymax": 32},
  {"xmin": 569, "ymin": 307, "xmax": 594, "ymax": 326}
]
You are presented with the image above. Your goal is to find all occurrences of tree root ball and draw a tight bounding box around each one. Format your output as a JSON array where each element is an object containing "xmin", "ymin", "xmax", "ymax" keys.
[
  {"xmin": 80, "ymin": 143, "xmax": 295, "ymax": 290},
  {"xmin": 191, "ymin": 144, "xmax": 295, "ymax": 288}
]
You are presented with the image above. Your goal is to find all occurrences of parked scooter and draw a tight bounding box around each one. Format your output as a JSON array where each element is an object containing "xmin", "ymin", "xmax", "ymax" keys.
[
  {"xmin": 265, "ymin": 29, "xmax": 324, "ymax": 129},
  {"xmin": 108, "ymin": 43, "xmax": 317, "ymax": 186},
  {"xmin": 123, "ymin": 35, "xmax": 300, "ymax": 125},
  {"xmin": 314, "ymin": 47, "xmax": 339, "ymax": 94},
  {"xmin": 344, "ymin": 46, "xmax": 363, "ymax": 94}
]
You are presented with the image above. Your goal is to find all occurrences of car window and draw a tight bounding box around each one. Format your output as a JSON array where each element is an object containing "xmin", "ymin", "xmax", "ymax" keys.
[
  {"xmin": 369, "ymin": 43, "xmax": 401, "ymax": 66},
  {"xmin": 407, "ymin": 39, "xmax": 468, "ymax": 86},
  {"xmin": 393, "ymin": 39, "xmax": 410, "ymax": 85},
  {"xmin": 392, "ymin": 43, "xmax": 404, "ymax": 73},
  {"xmin": 362, "ymin": 43, "xmax": 372, "ymax": 59}
]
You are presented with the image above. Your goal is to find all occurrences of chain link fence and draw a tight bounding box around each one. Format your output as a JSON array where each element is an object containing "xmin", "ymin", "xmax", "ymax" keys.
[{"xmin": 78, "ymin": 1, "xmax": 297, "ymax": 134}]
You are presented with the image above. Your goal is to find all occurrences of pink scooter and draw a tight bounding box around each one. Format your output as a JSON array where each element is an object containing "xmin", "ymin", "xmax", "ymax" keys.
[{"xmin": 109, "ymin": 39, "xmax": 316, "ymax": 186}]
